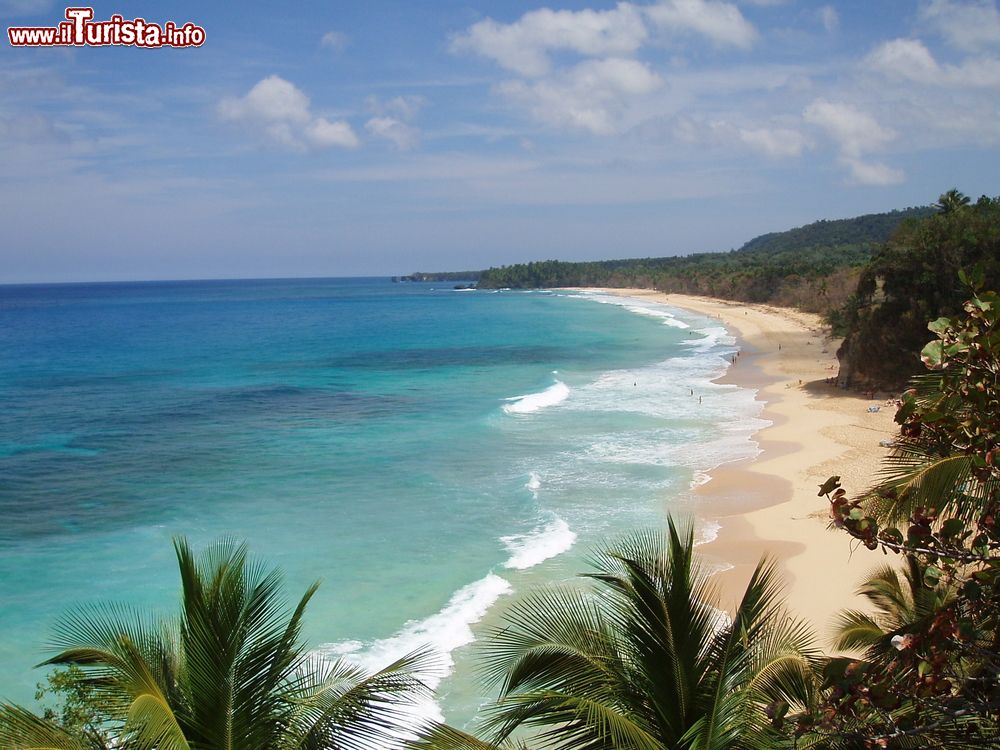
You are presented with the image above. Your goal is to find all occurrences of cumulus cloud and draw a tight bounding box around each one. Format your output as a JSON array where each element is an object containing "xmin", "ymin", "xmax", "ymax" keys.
[
  {"xmin": 365, "ymin": 117, "xmax": 420, "ymax": 150},
  {"xmin": 867, "ymin": 37, "xmax": 1000, "ymax": 87},
  {"xmin": 219, "ymin": 76, "xmax": 358, "ymax": 150},
  {"xmin": 645, "ymin": 0, "xmax": 758, "ymax": 49},
  {"xmin": 306, "ymin": 118, "xmax": 360, "ymax": 149},
  {"xmin": 803, "ymin": 99, "xmax": 902, "ymax": 184},
  {"xmin": 450, "ymin": 3, "xmax": 647, "ymax": 76},
  {"xmin": 498, "ymin": 57, "xmax": 662, "ymax": 134},
  {"xmin": 219, "ymin": 76, "xmax": 311, "ymax": 125},
  {"xmin": 867, "ymin": 38, "xmax": 941, "ymax": 81},
  {"xmin": 363, "ymin": 95, "xmax": 425, "ymax": 150},
  {"xmin": 320, "ymin": 30, "xmax": 349, "ymax": 52},
  {"xmin": 803, "ymin": 99, "xmax": 895, "ymax": 157},
  {"xmin": 449, "ymin": 1, "xmax": 760, "ymax": 137},
  {"xmin": 920, "ymin": 0, "xmax": 1000, "ymax": 51}
]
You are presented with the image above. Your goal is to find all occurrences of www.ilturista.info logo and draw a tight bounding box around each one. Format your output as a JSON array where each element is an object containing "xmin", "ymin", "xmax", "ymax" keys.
[{"xmin": 8, "ymin": 7, "xmax": 205, "ymax": 47}]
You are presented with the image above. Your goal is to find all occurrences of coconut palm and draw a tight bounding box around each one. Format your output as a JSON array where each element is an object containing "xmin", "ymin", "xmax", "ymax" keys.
[
  {"xmin": 934, "ymin": 189, "xmax": 971, "ymax": 214},
  {"xmin": 414, "ymin": 519, "xmax": 819, "ymax": 750},
  {"xmin": 0, "ymin": 538, "xmax": 433, "ymax": 750},
  {"xmin": 833, "ymin": 555, "xmax": 954, "ymax": 662}
]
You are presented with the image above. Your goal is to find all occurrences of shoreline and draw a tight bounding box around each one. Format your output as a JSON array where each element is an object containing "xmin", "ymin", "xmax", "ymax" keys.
[{"xmin": 581, "ymin": 288, "xmax": 897, "ymax": 644}]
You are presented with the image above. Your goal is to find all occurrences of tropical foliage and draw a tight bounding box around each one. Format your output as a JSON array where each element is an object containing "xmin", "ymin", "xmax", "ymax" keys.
[
  {"xmin": 813, "ymin": 278, "xmax": 1000, "ymax": 746},
  {"xmin": 833, "ymin": 556, "xmax": 955, "ymax": 664},
  {"xmin": 414, "ymin": 520, "xmax": 819, "ymax": 750},
  {"xmin": 836, "ymin": 193, "xmax": 1000, "ymax": 389},
  {"xmin": 0, "ymin": 538, "xmax": 432, "ymax": 750}
]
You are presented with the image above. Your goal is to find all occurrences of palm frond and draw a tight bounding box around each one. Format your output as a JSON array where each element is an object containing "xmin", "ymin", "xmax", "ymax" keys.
[
  {"xmin": 831, "ymin": 610, "xmax": 885, "ymax": 654},
  {"xmin": 0, "ymin": 704, "xmax": 92, "ymax": 750},
  {"xmin": 869, "ymin": 451, "xmax": 982, "ymax": 524},
  {"xmin": 282, "ymin": 648, "xmax": 436, "ymax": 750},
  {"xmin": 407, "ymin": 723, "xmax": 519, "ymax": 750}
]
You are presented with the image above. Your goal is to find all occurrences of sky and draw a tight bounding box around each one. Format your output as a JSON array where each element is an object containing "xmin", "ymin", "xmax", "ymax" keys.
[{"xmin": 1, "ymin": 0, "xmax": 998, "ymax": 283}]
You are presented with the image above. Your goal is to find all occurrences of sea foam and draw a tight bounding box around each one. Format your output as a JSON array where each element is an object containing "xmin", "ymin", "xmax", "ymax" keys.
[
  {"xmin": 503, "ymin": 378, "xmax": 570, "ymax": 414},
  {"xmin": 319, "ymin": 572, "xmax": 513, "ymax": 735},
  {"xmin": 563, "ymin": 291, "xmax": 691, "ymax": 329},
  {"xmin": 501, "ymin": 513, "xmax": 577, "ymax": 570}
]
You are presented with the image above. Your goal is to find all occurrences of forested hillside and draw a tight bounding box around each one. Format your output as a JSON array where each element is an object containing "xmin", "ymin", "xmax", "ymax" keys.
[
  {"xmin": 836, "ymin": 194, "xmax": 1000, "ymax": 388},
  {"xmin": 476, "ymin": 207, "xmax": 931, "ymax": 315}
]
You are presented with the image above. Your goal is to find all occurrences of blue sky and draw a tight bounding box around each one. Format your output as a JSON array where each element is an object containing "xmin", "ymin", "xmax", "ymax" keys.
[{"xmin": 2, "ymin": 0, "xmax": 998, "ymax": 282}]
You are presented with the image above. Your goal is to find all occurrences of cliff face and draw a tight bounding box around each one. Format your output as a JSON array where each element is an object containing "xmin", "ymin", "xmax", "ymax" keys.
[
  {"xmin": 835, "ymin": 197, "xmax": 1000, "ymax": 392},
  {"xmin": 835, "ymin": 295, "xmax": 928, "ymax": 391}
]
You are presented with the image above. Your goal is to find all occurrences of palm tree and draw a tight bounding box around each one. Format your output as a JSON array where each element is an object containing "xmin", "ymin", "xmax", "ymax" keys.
[
  {"xmin": 414, "ymin": 519, "xmax": 819, "ymax": 750},
  {"xmin": 934, "ymin": 189, "xmax": 971, "ymax": 214},
  {"xmin": 833, "ymin": 555, "xmax": 954, "ymax": 661},
  {"xmin": 1, "ymin": 538, "xmax": 433, "ymax": 750}
]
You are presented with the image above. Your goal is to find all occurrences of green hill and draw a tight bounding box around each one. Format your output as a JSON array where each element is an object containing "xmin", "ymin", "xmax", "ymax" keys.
[{"xmin": 475, "ymin": 207, "xmax": 932, "ymax": 315}]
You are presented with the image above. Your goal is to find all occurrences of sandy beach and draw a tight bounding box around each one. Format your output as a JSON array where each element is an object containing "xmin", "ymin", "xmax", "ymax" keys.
[{"xmin": 589, "ymin": 289, "xmax": 898, "ymax": 645}]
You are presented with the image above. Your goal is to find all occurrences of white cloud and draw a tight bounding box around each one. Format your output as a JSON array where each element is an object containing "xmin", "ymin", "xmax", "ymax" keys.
[
  {"xmin": 645, "ymin": 0, "xmax": 758, "ymax": 49},
  {"xmin": 672, "ymin": 116, "xmax": 808, "ymax": 157},
  {"xmin": 818, "ymin": 5, "xmax": 839, "ymax": 33},
  {"xmin": 867, "ymin": 38, "xmax": 1000, "ymax": 87},
  {"xmin": 920, "ymin": 0, "xmax": 1000, "ymax": 51},
  {"xmin": 450, "ymin": 3, "xmax": 648, "ymax": 76},
  {"xmin": 365, "ymin": 117, "xmax": 420, "ymax": 150},
  {"xmin": 803, "ymin": 99, "xmax": 895, "ymax": 157},
  {"xmin": 803, "ymin": 99, "xmax": 902, "ymax": 185},
  {"xmin": 363, "ymin": 95, "xmax": 425, "ymax": 149},
  {"xmin": 307, "ymin": 117, "xmax": 360, "ymax": 148},
  {"xmin": 320, "ymin": 30, "xmax": 349, "ymax": 52},
  {"xmin": 498, "ymin": 57, "xmax": 662, "ymax": 134},
  {"xmin": 219, "ymin": 76, "xmax": 358, "ymax": 151},
  {"xmin": 219, "ymin": 76, "xmax": 310, "ymax": 125},
  {"xmin": 739, "ymin": 126, "xmax": 809, "ymax": 157},
  {"xmin": 867, "ymin": 39, "xmax": 941, "ymax": 82},
  {"xmin": 366, "ymin": 94, "xmax": 427, "ymax": 121},
  {"xmin": 841, "ymin": 158, "xmax": 905, "ymax": 186}
]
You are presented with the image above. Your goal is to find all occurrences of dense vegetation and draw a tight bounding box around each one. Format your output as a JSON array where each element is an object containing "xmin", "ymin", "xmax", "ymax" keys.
[
  {"xmin": 815, "ymin": 280, "xmax": 1000, "ymax": 745},
  {"xmin": 836, "ymin": 195, "xmax": 1000, "ymax": 389},
  {"xmin": 475, "ymin": 208, "xmax": 931, "ymax": 315}
]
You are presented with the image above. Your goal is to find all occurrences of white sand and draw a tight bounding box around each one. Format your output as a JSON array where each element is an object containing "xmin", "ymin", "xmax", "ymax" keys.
[{"xmin": 586, "ymin": 289, "xmax": 898, "ymax": 645}]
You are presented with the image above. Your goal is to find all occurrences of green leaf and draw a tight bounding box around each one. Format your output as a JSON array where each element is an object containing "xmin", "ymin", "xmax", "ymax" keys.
[
  {"xmin": 923, "ymin": 566, "xmax": 942, "ymax": 588},
  {"xmin": 927, "ymin": 317, "xmax": 953, "ymax": 335},
  {"xmin": 920, "ymin": 340, "xmax": 947, "ymax": 369},
  {"xmin": 818, "ymin": 476, "xmax": 842, "ymax": 496},
  {"xmin": 940, "ymin": 518, "xmax": 965, "ymax": 538}
]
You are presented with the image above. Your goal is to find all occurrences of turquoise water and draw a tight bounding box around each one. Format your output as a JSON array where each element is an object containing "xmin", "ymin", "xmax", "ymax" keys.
[{"xmin": 0, "ymin": 278, "xmax": 765, "ymax": 724}]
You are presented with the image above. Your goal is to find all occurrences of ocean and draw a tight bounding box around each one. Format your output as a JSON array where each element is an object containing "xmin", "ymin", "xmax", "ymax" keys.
[{"xmin": 0, "ymin": 277, "xmax": 767, "ymax": 725}]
